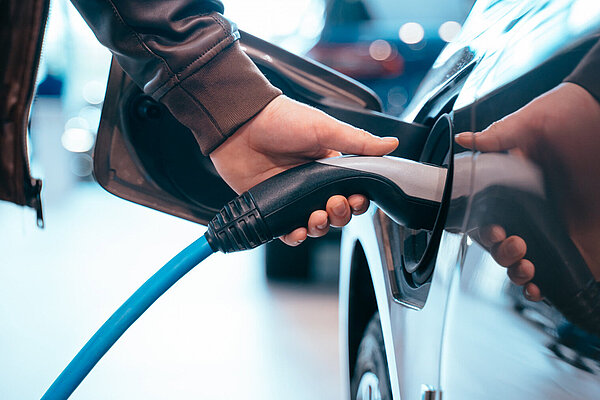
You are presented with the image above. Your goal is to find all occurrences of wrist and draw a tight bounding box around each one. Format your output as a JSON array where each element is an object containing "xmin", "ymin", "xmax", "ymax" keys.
[{"xmin": 209, "ymin": 94, "xmax": 285, "ymax": 159}]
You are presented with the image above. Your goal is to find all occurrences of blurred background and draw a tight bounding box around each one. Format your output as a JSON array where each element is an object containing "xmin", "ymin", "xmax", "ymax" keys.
[{"xmin": 0, "ymin": 0, "xmax": 473, "ymax": 398}]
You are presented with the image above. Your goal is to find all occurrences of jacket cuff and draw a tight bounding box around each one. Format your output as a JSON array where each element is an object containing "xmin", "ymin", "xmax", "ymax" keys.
[
  {"xmin": 159, "ymin": 41, "xmax": 282, "ymax": 155},
  {"xmin": 564, "ymin": 41, "xmax": 600, "ymax": 104}
]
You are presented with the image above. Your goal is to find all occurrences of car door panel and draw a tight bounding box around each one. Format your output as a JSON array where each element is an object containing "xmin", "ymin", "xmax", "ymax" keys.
[
  {"xmin": 442, "ymin": 240, "xmax": 600, "ymax": 399},
  {"xmin": 438, "ymin": 2, "xmax": 600, "ymax": 397},
  {"xmin": 441, "ymin": 155, "xmax": 600, "ymax": 397}
]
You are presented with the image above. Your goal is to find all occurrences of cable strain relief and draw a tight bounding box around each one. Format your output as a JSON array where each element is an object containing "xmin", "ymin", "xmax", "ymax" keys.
[{"xmin": 206, "ymin": 192, "xmax": 273, "ymax": 253}]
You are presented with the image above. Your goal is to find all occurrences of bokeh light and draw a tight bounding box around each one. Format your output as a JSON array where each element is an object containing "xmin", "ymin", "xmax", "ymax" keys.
[
  {"xmin": 438, "ymin": 21, "xmax": 462, "ymax": 42},
  {"xmin": 61, "ymin": 127, "xmax": 95, "ymax": 153},
  {"xmin": 399, "ymin": 22, "xmax": 425, "ymax": 44},
  {"xmin": 82, "ymin": 80, "xmax": 106, "ymax": 104},
  {"xmin": 368, "ymin": 40, "xmax": 393, "ymax": 61}
]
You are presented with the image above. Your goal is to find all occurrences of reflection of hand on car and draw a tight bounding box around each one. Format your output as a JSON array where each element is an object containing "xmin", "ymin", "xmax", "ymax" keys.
[
  {"xmin": 456, "ymin": 82, "xmax": 600, "ymax": 299},
  {"xmin": 210, "ymin": 95, "xmax": 399, "ymax": 246},
  {"xmin": 473, "ymin": 224, "xmax": 541, "ymax": 301}
]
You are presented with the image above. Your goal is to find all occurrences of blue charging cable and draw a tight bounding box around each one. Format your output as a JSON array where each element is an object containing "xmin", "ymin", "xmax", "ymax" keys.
[
  {"xmin": 42, "ymin": 153, "xmax": 429, "ymax": 399},
  {"xmin": 41, "ymin": 234, "xmax": 215, "ymax": 400}
]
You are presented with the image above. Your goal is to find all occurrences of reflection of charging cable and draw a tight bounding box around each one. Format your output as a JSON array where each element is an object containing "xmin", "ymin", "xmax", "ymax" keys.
[{"xmin": 42, "ymin": 155, "xmax": 446, "ymax": 399}]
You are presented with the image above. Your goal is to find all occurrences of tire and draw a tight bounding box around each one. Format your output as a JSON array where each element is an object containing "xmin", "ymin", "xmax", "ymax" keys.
[
  {"xmin": 351, "ymin": 313, "xmax": 393, "ymax": 400},
  {"xmin": 265, "ymin": 238, "xmax": 311, "ymax": 281}
]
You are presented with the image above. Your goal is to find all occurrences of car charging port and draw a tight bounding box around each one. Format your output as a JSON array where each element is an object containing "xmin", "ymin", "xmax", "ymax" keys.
[{"xmin": 399, "ymin": 113, "xmax": 453, "ymax": 288}]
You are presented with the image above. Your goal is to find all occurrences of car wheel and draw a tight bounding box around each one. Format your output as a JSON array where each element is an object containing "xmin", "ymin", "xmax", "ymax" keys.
[{"xmin": 351, "ymin": 312, "xmax": 392, "ymax": 400}]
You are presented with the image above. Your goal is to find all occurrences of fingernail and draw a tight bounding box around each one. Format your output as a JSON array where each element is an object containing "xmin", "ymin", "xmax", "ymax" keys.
[
  {"xmin": 382, "ymin": 136, "xmax": 398, "ymax": 144},
  {"xmin": 455, "ymin": 132, "xmax": 470, "ymax": 140},
  {"xmin": 524, "ymin": 287, "xmax": 531, "ymax": 298},
  {"xmin": 333, "ymin": 202, "xmax": 346, "ymax": 217},
  {"xmin": 317, "ymin": 221, "xmax": 328, "ymax": 230},
  {"xmin": 351, "ymin": 204, "xmax": 366, "ymax": 215}
]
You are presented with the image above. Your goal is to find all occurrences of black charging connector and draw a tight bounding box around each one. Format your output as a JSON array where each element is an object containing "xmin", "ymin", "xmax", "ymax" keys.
[
  {"xmin": 205, "ymin": 193, "xmax": 272, "ymax": 253},
  {"xmin": 205, "ymin": 157, "xmax": 445, "ymax": 254}
]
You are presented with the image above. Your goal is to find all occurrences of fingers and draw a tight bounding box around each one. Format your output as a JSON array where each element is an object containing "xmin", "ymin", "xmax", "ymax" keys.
[
  {"xmin": 478, "ymin": 229, "xmax": 541, "ymax": 301},
  {"xmin": 490, "ymin": 235, "xmax": 527, "ymax": 267},
  {"xmin": 307, "ymin": 210, "xmax": 329, "ymax": 238},
  {"xmin": 326, "ymin": 195, "xmax": 352, "ymax": 227},
  {"xmin": 315, "ymin": 116, "xmax": 398, "ymax": 156},
  {"xmin": 454, "ymin": 131, "xmax": 476, "ymax": 150},
  {"xmin": 507, "ymin": 259, "xmax": 535, "ymax": 285},
  {"xmin": 454, "ymin": 107, "xmax": 536, "ymax": 152},
  {"xmin": 348, "ymin": 194, "xmax": 369, "ymax": 215},
  {"xmin": 524, "ymin": 283, "xmax": 543, "ymax": 302},
  {"xmin": 281, "ymin": 194, "xmax": 369, "ymax": 246},
  {"xmin": 280, "ymin": 227, "xmax": 308, "ymax": 246},
  {"xmin": 455, "ymin": 121, "xmax": 518, "ymax": 151},
  {"xmin": 307, "ymin": 196, "xmax": 369, "ymax": 237},
  {"xmin": 476, "ymin": 225, "xmax": 506, "ymax": 248},
  {"xmin": 506, "ymin": 256, "xmax": 541, "ymax": 302}
]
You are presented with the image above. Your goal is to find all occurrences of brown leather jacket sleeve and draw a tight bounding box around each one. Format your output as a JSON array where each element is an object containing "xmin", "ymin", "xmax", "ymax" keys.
[
  {"xmin": 564, "ymin": 39, "xmax": 600, "ymax": 104},
  {"xmin": 70, "ymin": 0, "xmax": 281, "ymax": 154}
]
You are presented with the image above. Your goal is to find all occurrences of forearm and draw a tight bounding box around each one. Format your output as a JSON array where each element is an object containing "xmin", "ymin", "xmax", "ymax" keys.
[{"xmin": 71, "ymin": 0, "xmax": 281, "ymax": 154}]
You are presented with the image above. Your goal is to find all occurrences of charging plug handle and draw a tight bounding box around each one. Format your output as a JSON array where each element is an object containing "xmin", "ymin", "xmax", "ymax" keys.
[{"xmin": 205, "ymin": 157, "xmax": 445, "ymax": 253}]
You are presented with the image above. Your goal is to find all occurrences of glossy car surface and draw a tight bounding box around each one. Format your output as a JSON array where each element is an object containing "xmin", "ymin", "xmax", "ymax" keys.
[{"xmin": 339, "ymin": 0, "xmax": 600, "ymax": 399}]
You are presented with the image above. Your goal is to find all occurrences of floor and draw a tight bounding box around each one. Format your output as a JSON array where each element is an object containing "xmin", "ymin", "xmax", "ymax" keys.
[{"xmin": 0, "ymin": 181, "xmax": 341, "ymax": 399}]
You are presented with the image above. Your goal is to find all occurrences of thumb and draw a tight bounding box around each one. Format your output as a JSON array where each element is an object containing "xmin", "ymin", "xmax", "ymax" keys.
[
  {"xmin": 455, "ymin": 107, "xmax": 535, "ymax": 152},
  {"xmin": 316, "ymin": 116, "xmax": 399, "ymax": 155}
]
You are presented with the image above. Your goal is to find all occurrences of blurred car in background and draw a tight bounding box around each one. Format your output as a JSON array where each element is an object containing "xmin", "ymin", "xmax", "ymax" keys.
[{"xmin": 308, "ymin": 0, "xmax": 475, "ymax": 114}]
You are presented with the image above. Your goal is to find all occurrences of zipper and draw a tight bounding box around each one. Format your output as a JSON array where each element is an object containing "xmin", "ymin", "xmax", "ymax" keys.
[
  {"xmin": 21, "ymin": 0, "xmax": 50, "ymax": 228},
  {"xmin": 29, "ymin": 178, "xmax": 44, "ymax": 228}
]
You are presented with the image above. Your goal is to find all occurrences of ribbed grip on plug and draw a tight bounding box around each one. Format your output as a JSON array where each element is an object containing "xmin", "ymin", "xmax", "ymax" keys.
[{"xmin": 205, "ymin": 193, "xmax": 272, "ymax": 253}]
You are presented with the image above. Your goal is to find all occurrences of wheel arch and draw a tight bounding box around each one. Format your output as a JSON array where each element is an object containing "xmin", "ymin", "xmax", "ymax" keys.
[{"xmin": 346, "ymin": 240, "xmax": 379, "ymax": 382}]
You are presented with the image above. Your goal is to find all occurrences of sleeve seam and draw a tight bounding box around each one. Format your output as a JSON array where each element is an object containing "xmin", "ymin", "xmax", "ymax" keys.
[
  {"xmin": 153, "ymin": 35, "xmax": 237, "ymax": 99},
  {"xmin": 173, "ymin": 82, "xmax": 226, "ymax": 139},
  {"xmin": 104, "ymin": 0, "xmax": 178, "ymax": 82},
  {"xmin": 177, "ymin": 15, "xmax": 235, "ymax": 77}
]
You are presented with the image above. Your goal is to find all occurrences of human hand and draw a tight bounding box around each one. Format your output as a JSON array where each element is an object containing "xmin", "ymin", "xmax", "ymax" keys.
[
  {"xmin": 473, "ymin": 225, "xmax": 541, "ymax": 301},
  {"xmin": 210, "ymin": 95, "xmax": 399, "ymax": 246},
  {"xmin": 456, "ymin": 83, "xmax": 600, "ymax": 299}
]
